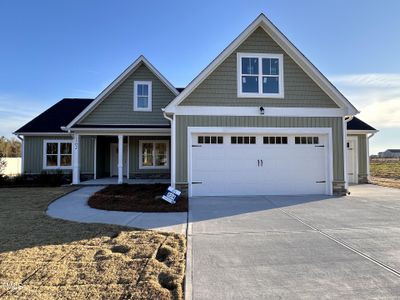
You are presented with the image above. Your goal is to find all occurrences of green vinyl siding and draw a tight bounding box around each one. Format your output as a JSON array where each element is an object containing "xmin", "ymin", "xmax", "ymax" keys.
[
  {"xmin": 79, "ymin": 63, "xmax": 176, "ymax": 125},
  {"xmin": 128, "ymin": 136, "xmax": 170, "ymax": 176},
  {"xmin": 348, "ymin": 134, "xmax": 368, "ymax": 177},
  {"xmin": 80, "ymin": 136, "xmax": 95, "ymax": 174},
  {"xmin": 181, "ymin": 27, "xmax": 339, "ymax": 108},
  {"xmin": 23, "ymin": 135, "xmax": 73, "ymax": 174},
  {"xmin": 175, "ymin": 116, "xmax": 344, "ymax": 183}
]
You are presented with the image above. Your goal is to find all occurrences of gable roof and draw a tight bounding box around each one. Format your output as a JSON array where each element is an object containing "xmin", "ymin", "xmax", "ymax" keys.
[
  {"xmin": 66, "ymin": 55, "xmax": 179, "ymax": 129},
  {"xmin": 164, "ymin": 14, "xmax": 359, "ymax": 115},
  {"xmin": 14, "ymin": 98, "xmax": 93, "ymax": 134},
  {"xmin": 347, "ymin": 117, "xmax": 377, "ymax": 131}
]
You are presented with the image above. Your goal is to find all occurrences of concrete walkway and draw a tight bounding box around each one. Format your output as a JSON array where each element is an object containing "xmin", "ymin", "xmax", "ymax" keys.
[
  {"xmin": 188, "ymin": 184, "xmax": 400, "ymax": 299},
  {"xmin": 47, "ymin": 186, "xmax": 187, "ymax": 234}
]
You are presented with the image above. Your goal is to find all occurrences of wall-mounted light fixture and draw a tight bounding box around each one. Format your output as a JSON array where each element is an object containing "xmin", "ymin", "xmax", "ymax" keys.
[{"xmin": 259, "ymin": 106, "xmax": 265, "ymax": 115}]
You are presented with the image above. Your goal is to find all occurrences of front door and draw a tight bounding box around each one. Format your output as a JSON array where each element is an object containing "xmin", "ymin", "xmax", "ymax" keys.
[
  {"xmin": 110, "ymin": 143, "xmax": 127, "ymax": 177},
  {"xmin": 346, "ymin": 138, "xmax": 358, "ymax": 184}
]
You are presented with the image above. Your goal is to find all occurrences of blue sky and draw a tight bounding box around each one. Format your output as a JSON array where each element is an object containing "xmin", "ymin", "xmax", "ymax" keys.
[{"xmin": 0, "ymin": 0, "xmax": 399, "ymax": 154}]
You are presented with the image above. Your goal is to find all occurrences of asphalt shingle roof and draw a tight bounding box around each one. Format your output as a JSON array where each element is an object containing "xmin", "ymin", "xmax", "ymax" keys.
[
  {"xmin": 347, "ymin": 117, "xmax": 376, "ymax": 131},
  {"xmin": 14, "ymin": 98, "xmax": 94, "ymax": 133}
]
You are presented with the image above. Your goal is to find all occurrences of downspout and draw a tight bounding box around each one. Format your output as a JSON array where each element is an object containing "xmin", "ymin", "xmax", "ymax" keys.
[{"xmin": 162, "ymin": 109, "xmax": 175, "ymax": 188}]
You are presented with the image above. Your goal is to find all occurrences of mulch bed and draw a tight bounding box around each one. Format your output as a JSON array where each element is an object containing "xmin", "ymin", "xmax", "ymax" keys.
[{"xmin": 87, "ymin": 184, "xmax": 188, "ymax": 212}]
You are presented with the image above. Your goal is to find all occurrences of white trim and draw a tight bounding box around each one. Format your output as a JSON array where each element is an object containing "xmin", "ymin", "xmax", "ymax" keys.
[
  {"xmin": 171, "ymin": 115, "xmax": 176, "ymax": 187},
  {"xmin": 237, "ymin": 53, "xmax": 284, "ymax": 98},
  {"xmin": 127, "ymin": 136, "xmax": 130, "ymax": 179},
  {"xmin": 343, "ymin": 117, "xmax": 348, "ymax": 189},
  {"xmin": 66, "ymin": 55, "xmax": 179, "ymax": 128},
  {"xmin": 346, "ymin": 130, "xmax": 379, "ymax": 134},
  {"xmin": 133, "ymin": 81, "xmax": 152, "ymax": 112},
  {"xmin": 186, "ymin": 126, "xmax": 333, "ymax": 197},
  {"xmin": 93, "ymin": 137, "xmax": 97, "ymax": 180},
  {"xmin": 162, "ymin": 111, "xmax": 176, "ymax": 187},
  {"xmin": 21, "ymin": 138, "xmax": 24, "ymax": 174},
  {"xmin": 346, "ymin": 135, "xmax": 359, "ymax": 184},
  {"xmin": 72, "ymin": 134, "xmax": 80, "ymax": 184},
  {"xmin": 43, "ymin": 139, "xmax": 73, "ymax": 170},
  {"xmin": 171, "ymin": 106, "xmax": 348, "ymax": 117},
  {"xmin": 138, "ymin": 140, "xmax": 170, "ymax": 170},
  {"xmin": 69, "ymin": 128, "xmax": 170, "ymax": 133},
  {"xmin": 366, "ymin": 133, "xmax": 376, "ymax": 181},
  {"xmin": 118, "ymin": 135, "xmax": 123, "ymax": 184},
  {"xmin": 164, "ymin": 14, "xmax": 359, "ymax": 115}
]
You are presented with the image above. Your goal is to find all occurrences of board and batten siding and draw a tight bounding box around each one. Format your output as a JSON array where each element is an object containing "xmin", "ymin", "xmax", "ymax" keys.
[
  {"xmin": 80, "ymin": 136, "xmax": 95, "ymax": 174},
  {"xmin": 180, "ymin": 27, "xmax": 339, "ymax": 108},
  {"xmin": 128, "ymin": 136, "xmax": 171, "ymax": 176},
  {"xmin": 79, "ymin": 63, "xmax": 176, "ymax": 125},
  {"xmin": 23, "ymin": 135, "xmax": 94, "ymax": 175},
  {"xmin": 348, "ymin": 134, "xmax": 368, "ymax": 177},
  {"xmin": 175, "ymin": 116, "xmax": 344, "ymax": 183}
]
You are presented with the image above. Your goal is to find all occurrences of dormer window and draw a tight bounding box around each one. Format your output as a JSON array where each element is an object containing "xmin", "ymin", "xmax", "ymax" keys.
[
  {"xmin": 237, "ymin": 53, "xmax": 284, "ymax": 98},
  {"xmin": 134, "ymin": 81, "xmax": 152, "ymax": 111}
]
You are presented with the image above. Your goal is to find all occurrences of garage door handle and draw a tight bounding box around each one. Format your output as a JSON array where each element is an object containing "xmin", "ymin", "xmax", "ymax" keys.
[
  {"xmin": 260, "ymin": 159, "xmax": 263, "ymax": 167},
  {"xmin": 257, "ymin": 159, "xmax": 260, "ymax": 167}
]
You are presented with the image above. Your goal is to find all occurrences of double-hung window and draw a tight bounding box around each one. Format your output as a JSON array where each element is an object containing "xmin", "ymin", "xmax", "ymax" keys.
[
  {"xmin": 134, "ymin": 81, "xmax": 152, "ymax": 111},
  {"xmin": 238, "ymin": 53, "xmax": 284, "ymax": 98},
  {"xmin": 139, "ymin": 140, "xmax": 169, "ymax": 169},
  {"xmin": 43, "ymin": 140, "xmax": 72, "ymax": 169}
]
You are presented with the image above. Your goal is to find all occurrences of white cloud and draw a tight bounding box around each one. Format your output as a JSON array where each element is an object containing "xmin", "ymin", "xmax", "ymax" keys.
[
  {"xmin": 0, "ymin": 94, "xmax": 48, "ymax": 137},
  {"xmin": 330, "ymin": 73, "xmax": 400, "ymax": 128}
]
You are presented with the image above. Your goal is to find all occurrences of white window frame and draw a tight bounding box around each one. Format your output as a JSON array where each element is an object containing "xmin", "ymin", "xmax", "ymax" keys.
[
  {"xmin": 139, "ymin": 140, "xmax": 169, "ymax": 169},
  {"xmin": 43, "ymin": 139, "xmax": 73, "ymax": 170},
  {"xmin": 133, "ymin": 81, "xmax": 152, "ymax": 112},
  {"xmin": 237, "ymin": 52, "xmax": 284, "ymax": 98}
]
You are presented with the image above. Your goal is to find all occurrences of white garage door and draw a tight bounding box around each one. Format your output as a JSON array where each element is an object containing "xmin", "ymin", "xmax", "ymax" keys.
[{"xmin": 191, "ymin": 133, "xmax": 329, "ymax": 196}]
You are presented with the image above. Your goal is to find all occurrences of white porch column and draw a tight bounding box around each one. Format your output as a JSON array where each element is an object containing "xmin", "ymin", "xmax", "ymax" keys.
[
  {"xmin": 118, "ymin": 135, "xmax": 123, "ymax": 184},
  {"xmin": 72, "ymin": 133, "xmax": 80, "ymax": 184}
]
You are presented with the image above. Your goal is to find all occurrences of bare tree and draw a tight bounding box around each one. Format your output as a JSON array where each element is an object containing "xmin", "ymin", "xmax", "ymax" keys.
[{"xmin": 0, "ymin": 152, "xmax": 6, "ymax": 175}]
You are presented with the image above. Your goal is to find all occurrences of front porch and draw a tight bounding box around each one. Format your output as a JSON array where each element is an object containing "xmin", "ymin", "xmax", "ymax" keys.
[
  {"xmin": 80, "ymin": 177, "xmax": 170, "ymax": 185},
  {"xmin": 71, "ymin": 129, "xmax": 172, "ymax": 185}
]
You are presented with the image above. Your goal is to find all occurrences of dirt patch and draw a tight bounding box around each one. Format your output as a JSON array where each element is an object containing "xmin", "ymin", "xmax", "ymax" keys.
[
  {"xmin": 87, "ymin": 184, "xmax": 188, "ymax": 212},
  {"xmin": 371, "ymin": 177, "xmax": 400, "ymax": 189},
  {"xmin": 0, "ymin": 187, "xmax": 186, "ymax": 299}
]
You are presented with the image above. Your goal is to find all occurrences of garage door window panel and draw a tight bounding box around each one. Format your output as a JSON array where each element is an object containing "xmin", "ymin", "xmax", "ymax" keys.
[
  {"xmin": 231, "ymin": 136, "xmax": 256, "ymax": 144},
  {"xmin": 295, "ymin": 136, "xmax": 320, "ymax": 145},
  {"xmin": 263, "ymin": 136, "xmax": 288, "ymax": 144},
  {"xmin": 197, "ymin": 136, "xmax": 224, "ymax": 144}
]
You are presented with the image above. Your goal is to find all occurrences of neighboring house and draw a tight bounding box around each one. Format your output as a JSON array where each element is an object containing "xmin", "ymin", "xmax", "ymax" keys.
[
  {"xmin": 14, "ymin": 14, "xmax": 378, "ymax": 196},
  {"xmin": 378, "ymin": 149, "xmax": 400, "ymax": 158}
]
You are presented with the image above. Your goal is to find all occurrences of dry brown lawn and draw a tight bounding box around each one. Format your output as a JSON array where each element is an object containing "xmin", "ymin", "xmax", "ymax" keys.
[
  {"xmin": 0, "ymin": 187, "xmax": 186, "ymax": 299},
  {"xmin": 370, "ymin": 160, "xmax": 400, "ymax": 189},
  {"xmin": 370, "ymin": 177, "xmax": 400, "ymax": 189}
]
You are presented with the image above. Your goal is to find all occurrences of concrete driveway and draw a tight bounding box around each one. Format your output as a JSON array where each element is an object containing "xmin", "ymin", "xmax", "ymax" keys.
[{"xmin": 188, "ymin": 184, "xmax": 400, "ymax": 299}]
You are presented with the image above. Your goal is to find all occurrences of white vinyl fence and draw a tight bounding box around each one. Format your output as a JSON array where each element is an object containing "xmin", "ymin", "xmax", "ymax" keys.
[{"xmin": 1, "ymin": 157, "xmax": 22, "ymax": 176}]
